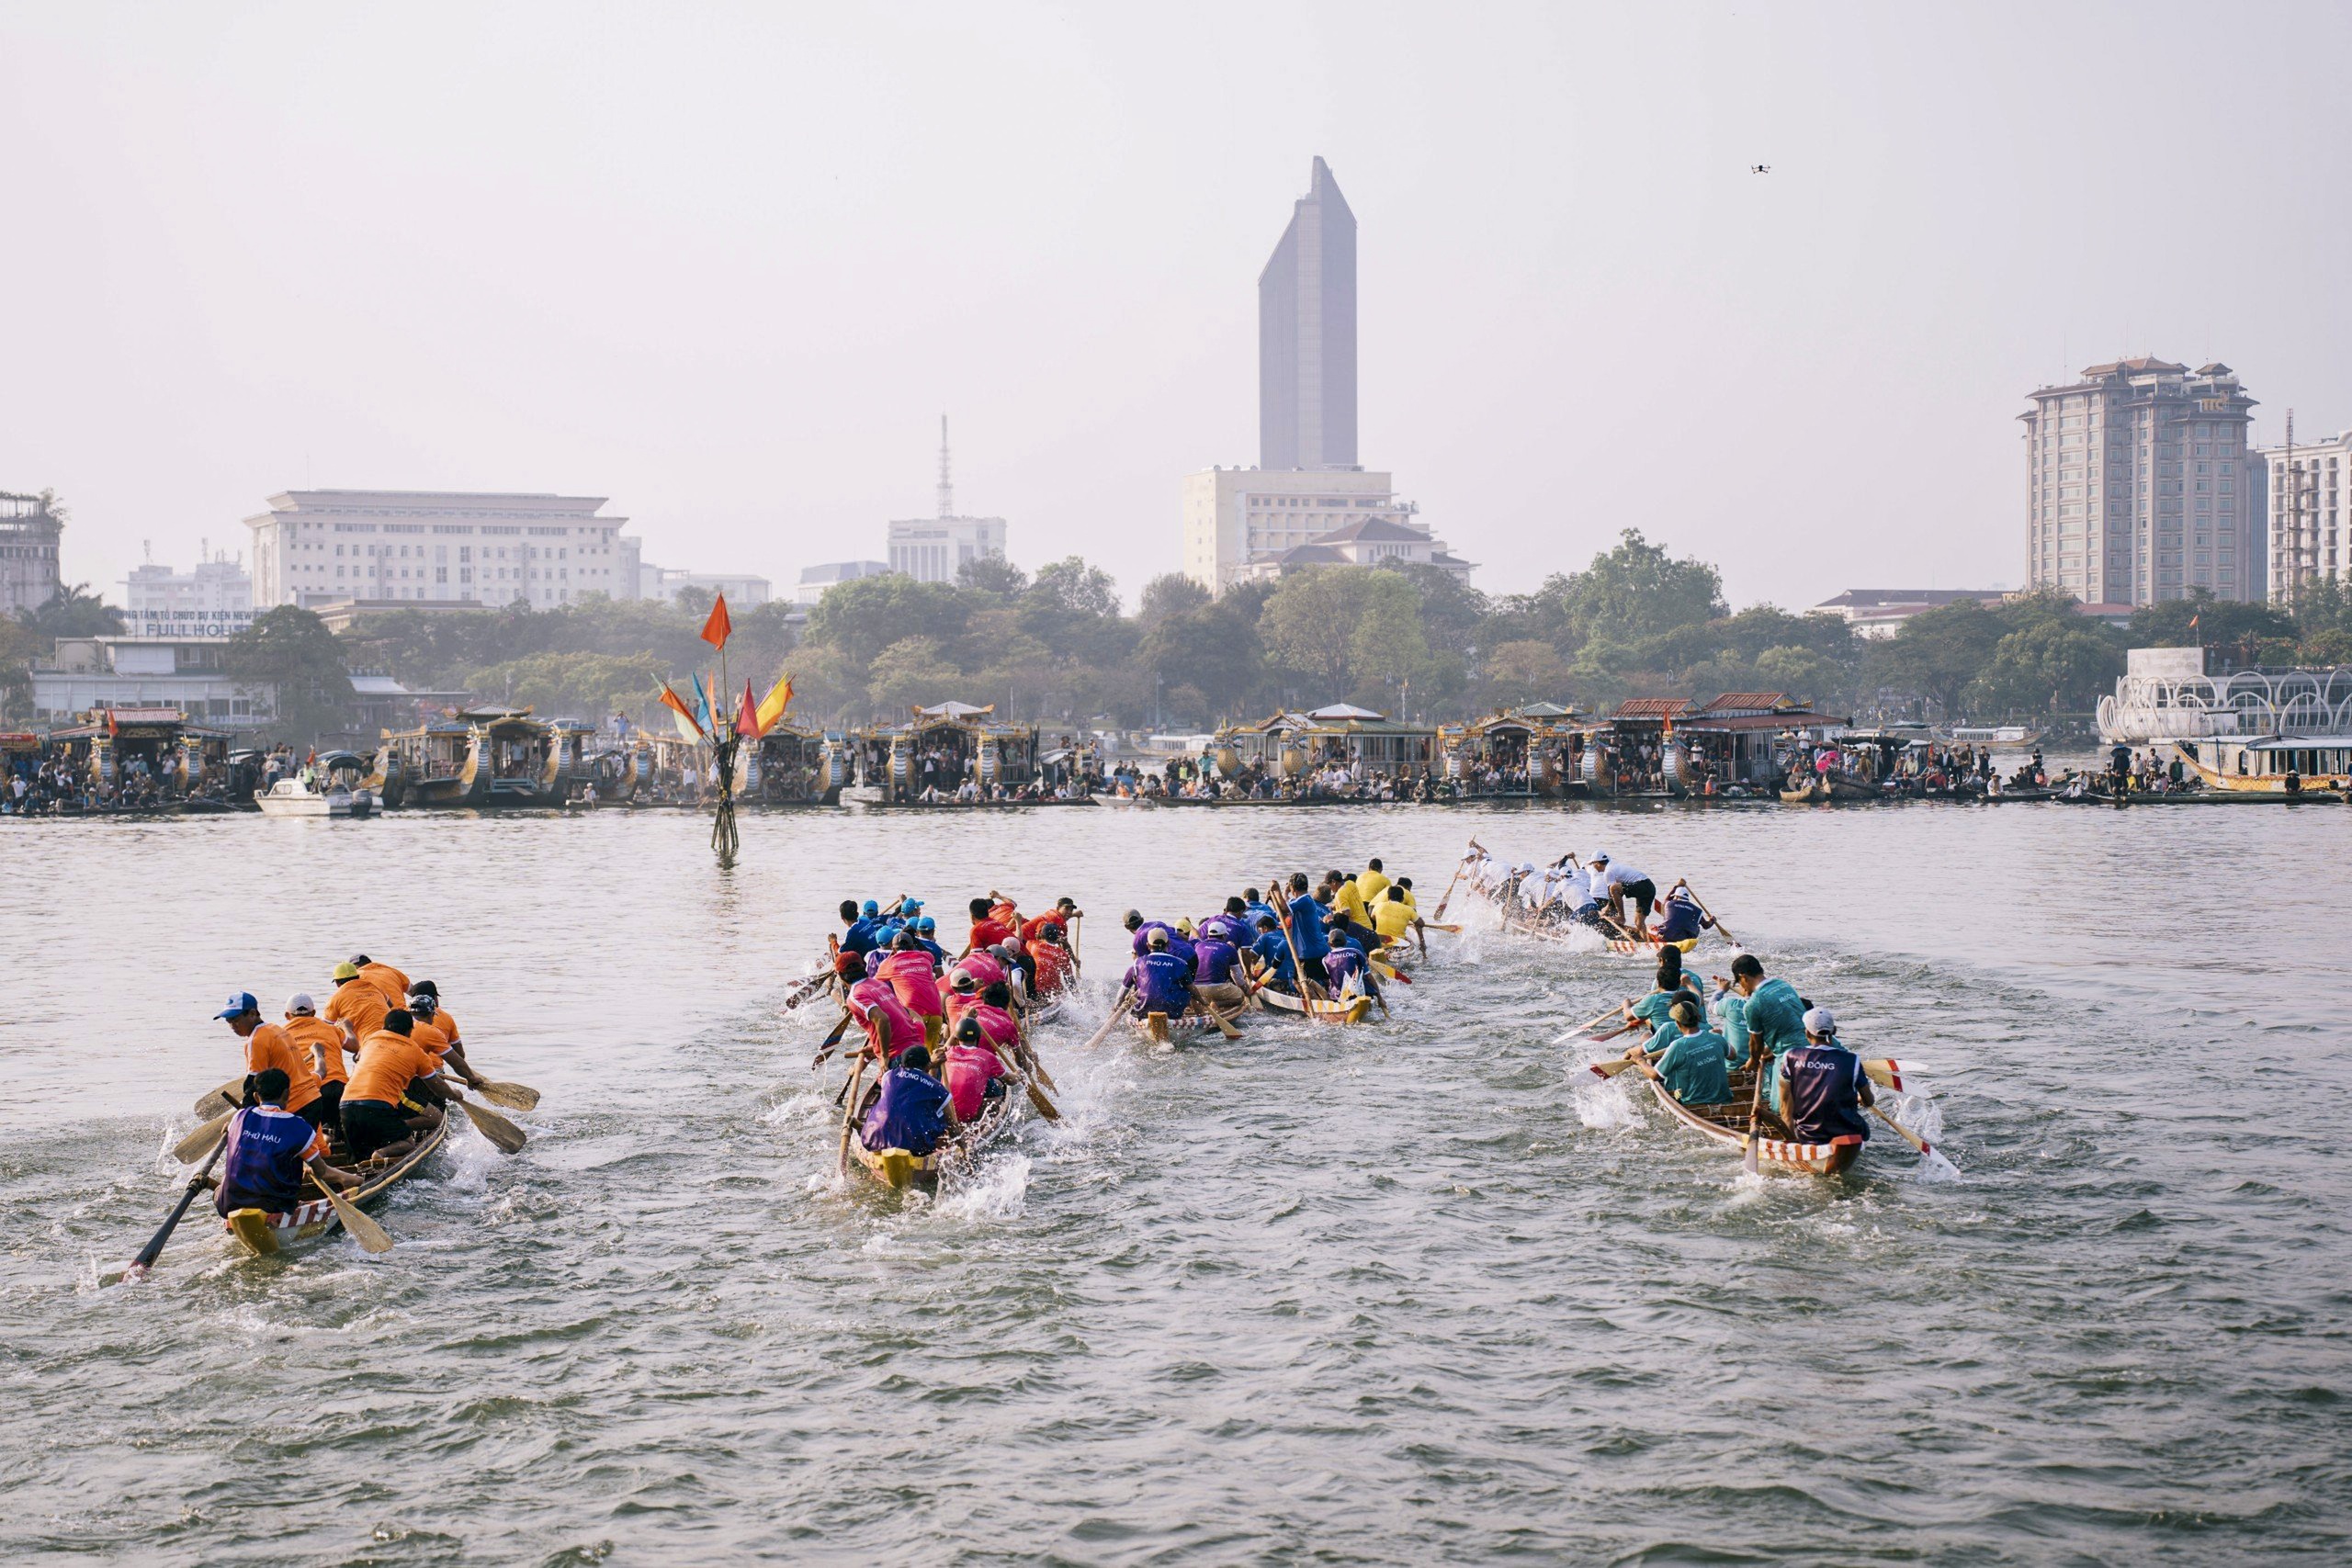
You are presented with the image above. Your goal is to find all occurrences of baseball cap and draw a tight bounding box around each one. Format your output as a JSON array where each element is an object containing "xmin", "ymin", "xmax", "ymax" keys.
[
  {"xmin": 333, "ymin": 961, "xmax": 360, "ymax": 981},
  {"xmin": 916, "ymin": 916, "xmax": 936, "ymax": 933},
  {"xmin": 861, "ymin": 899, "xmax": 879, "ymax": 918},
  {"xmin": 1590, "ymin": 851, "xmax": 1610, "ymax": 863},
  {"xmin": 1803, "ymin": 1006, "xmax": 1838, "ymax": 1035},
  {"xmin": 900, "ymin": 898, "xmax": 923, "ymax": 915},
  {"xmin": 286, "ymin": 992, "xmax": 316, "ymax": 1015},
  {"xmin": 213, "ymin": 991, "xmax": 259, "ymax": 1020}
]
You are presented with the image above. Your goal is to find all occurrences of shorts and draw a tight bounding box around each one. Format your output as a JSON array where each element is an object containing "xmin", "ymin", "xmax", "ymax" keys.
[
  {"xmin": 297, "ymin": 1093, "xmax": 334, "ymax": 1132},
  {"xmin": 314, "ymin": 1079, "xmax": 345, "ymax": 1122},
  {"xmin": 342, "ymin": 1098, "xmax": 413, "ymax": 1160}
]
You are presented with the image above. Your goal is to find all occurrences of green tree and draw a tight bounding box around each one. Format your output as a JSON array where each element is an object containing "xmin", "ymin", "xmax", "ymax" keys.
[
  {"xmin": 1138, "ymin": 572, "xmax": 1211, "ymax": 628},
  {"xmin": 866, "ymin": 636, "xmax": 965, "ymax": 712},
  {"xmin": 1971, "ymin": 620, "xmax": 2125, "ymax": 715},
  {"xmin": 467, "ymin": 651, "xmax": 665, "ymax": 720},
  {"xmin": 1509, "ymin": 529, "xmax": 1726, "ymax": 656},
  {"xmin": 1138, "ymin": 597, "xmax": 1264, "ymax": 719},
  {"xmin": 1871, "ymin": 600, "xmax": 2006, "ymax": 718},
  {"xmin": 0, "ymin": 615, "xmax": 41, "ymax": 719},
  {"xmin": 958, "ymin": 555, "xmax": 1029, "ymax": 597},
  {"xmin": 1477, "ymin": 638, "xmax": 1576, "ymax": 710},
  {"xmin": 227, "ymin": 606, "xmax": 357, "ymax": 742},
  {"xmin": 1018, "ymin": 557, "xmax": 1130, "ymax": 665},
  {"xmin": 1257, "ymin": 569, "xmax": 1370, "ymax": 694},
  {"xmin": 804, "ymin": 573, "xmax": 969, "ymax": 667},
  {"xmin": 1347, "ymin": 570, "xmax": 1434, "ymax": 711},
  {"xmin": 2128, "ymin": 588, "xmax": 2292, "ymax": 649},
  {"xmin": 17, "ymin": 582, "xmax": 124, "ymax": 638}
]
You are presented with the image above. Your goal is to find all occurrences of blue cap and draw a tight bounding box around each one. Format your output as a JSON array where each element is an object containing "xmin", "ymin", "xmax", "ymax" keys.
[
  {"xmin": 214, "ymin": 990, "xmax": 259, "ymax": 1021},
  {"xmin": 917, "ymin": 916, "xmax": 936, "ymax": 933},
  {"xmin": 861, "ymin": 899, "xmax": 879, "ymax": 918},
  {"xmin": 899, "ymin": 898, "xmax": 923, "ymax": 915}
]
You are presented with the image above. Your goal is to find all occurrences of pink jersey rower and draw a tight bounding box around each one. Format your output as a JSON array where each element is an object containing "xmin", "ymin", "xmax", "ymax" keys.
[
  {"xmin": 847, "ymin": 977, "xmax": 922, "ymax": 1061},
  {"xmin": 943, "ymin": 1039, "xmax": 1008, "ymax": 1121},
  {"xmin": 877, "ymin": 948, "xmax": 944, "ymax": 1021},
  {"xmin": 953, "ymin": 951, "xmax": 1008, "ymax": 991}
]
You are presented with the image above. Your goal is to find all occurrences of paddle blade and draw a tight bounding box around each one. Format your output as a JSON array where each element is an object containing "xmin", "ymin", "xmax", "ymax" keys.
[
  {"xmin": 472, "ymin": 1078, "xmax": 540, "ymax": 1111},
  {"xmin": 1861, "ymin": 1059, "xmax": 1926, "ymax": 1093},
  {"xmin": 325, "ymin": 1186, "xmax": 394, "ymax": 1254},
  {"xmin": 458, "ymin": 1097, "xmax": 528, "ymax": 1154},
  {"xmin": 1024, "ymin": 1079, "xmax": 1063, "ymax": 1122},
  {"xmin": 173, "ymin": 1109, "xmax": 232, "ymax": 1165},
  {"xmin": 1742, "ymin": 1133, "xmax": 1760, "ymax": 1175},
  {"xmin": 1588, "ymin": 1057, "xmax": 1640, "ymax": 1079},
  {"xmin": 192, "ymin": 1077, "xmax": 243, "ymax": 1119}
]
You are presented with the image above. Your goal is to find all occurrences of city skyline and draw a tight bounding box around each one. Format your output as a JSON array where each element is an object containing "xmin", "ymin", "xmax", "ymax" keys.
[{"xmin": 10, "ymin": 5, "xmax": 2352, "ymax": 613}]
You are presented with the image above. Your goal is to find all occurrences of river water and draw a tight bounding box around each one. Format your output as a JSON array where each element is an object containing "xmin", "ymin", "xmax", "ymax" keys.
[{"xmin": 3, "ymin": 795, "xmax": 2349, "ymax": 1564}]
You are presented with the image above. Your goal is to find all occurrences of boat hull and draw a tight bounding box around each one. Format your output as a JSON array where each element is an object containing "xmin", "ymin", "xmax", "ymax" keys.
[
  {"xmin": 1642, "ymin": 1070, "xmax": 1864, "ymax": 1177},
  {"xmin": 220, "ymin": 1113, "xmax": 449, "ymax": 1255},
  {"xmin": 852, "ymin": 1090, "xmax": 1013, "ymax": 1191},
  {"xmin": 1252, "ymin": 988, "xmax": 1374, "ymax": 1024}
]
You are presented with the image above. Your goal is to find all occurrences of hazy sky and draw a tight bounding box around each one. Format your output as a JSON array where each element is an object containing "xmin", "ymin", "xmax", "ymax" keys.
[{"xmin": 6, "ymin": 2, "xmax": 2351, "ymax": 612}]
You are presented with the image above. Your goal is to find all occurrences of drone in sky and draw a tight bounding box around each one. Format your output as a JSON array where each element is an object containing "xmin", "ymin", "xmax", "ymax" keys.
[{"xmin": 1750, "ymin": 164, "xmax": 1771, "ymax": 175}]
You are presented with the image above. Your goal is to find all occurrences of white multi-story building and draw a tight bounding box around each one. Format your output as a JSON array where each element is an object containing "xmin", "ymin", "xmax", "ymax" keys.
[
  {"xmin": 886, "ymin": 417, "xmax": 1009, "ymax": 584},
  {"xmin": 1181, "ymin": 467, "xmax": 1471, "ymax": 592},
  {"xmin": 2020, "ymin": 360, "xmax": 2263, "ymax": 606},
  {"xmin": 243, "ymin": 490, "xmax": 631, "ymax": 611},
  {"xmin": 29, "ymin": 636, "xmax": 272, "ymax": 723},
  {"xmin": 122, "ymin": 551, "xmax": 254, "ymax": 638},
  {"xmin": 794, "ymin": 559, "xmax": 892, "ymax": 606},
  {"xmin": 2255, "ymin": 425, "xmax": 2351, "ymax": 606},
  {"xmin": 636, "ymin": 564, "xmax": 774, "ymax": 606},
  {"xmin": 1, "ymin": 491, "xmax": 63, "ymax": 616}
]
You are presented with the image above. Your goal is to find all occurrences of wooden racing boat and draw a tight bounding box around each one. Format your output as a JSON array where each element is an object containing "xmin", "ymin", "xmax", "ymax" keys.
[
  {"xmin": 1641, "ymin": 1063, "xmax": 1863, "ymax": 1177},
  {"xmin": 1252, "ymin": 987, "xmax": 1374, "ymax": 1024},
  {"xmin": 221, "ymin": 1113, "xmax": 450, "ymax": 1256},
  {"xmin": 1128, "ymin": 1008, "xmax": 1216, "ymax": 1045},
  {"xmin": 852, "ymin": 1085, "xmax": 1015, "ymax": 1192}
]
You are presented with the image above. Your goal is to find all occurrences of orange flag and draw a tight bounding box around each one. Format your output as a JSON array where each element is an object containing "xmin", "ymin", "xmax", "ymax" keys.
[
  {"xmin": 657, "ymin": 681, "xmax": 703, "ymax": 736},
  {"xmin": 700, "ymin": 592, "xmax": 732, "ymax": 649}
]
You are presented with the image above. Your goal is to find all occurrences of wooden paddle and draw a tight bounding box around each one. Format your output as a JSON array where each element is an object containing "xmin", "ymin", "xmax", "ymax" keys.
[
  {"xmin": 1264, "ymin": 873, "xmax": 1337, "ymax": 1021},
  {"xmin": 1556, "ymin": 1001, "xmax": 1632, "ymax": 1043},
  {"xmin": 466, "ymin": 1077, "xmax": 540, "ymax": 1111},
  {"xmin": 173, "ymin": 1106, "xmax": 235, "ymax": 1165},
  {"xmin": 322, "ymin": 1180, "xmax": 394, "ymax": 1254},
  {"xmin": 1080, "ymin": 987, "xmax": 1134, "ymax": 1052},
  {"xmin": 1741, "ymin": 1048, "xmax": 1769, "ymax": 1176},
  {"xmin": 1871, "ymin": 1102, "xmax": 1962, "ymax": 1177},
  {"xmin": 1066, "ymin": 911, "xmax": 1082, "ymax": 976},
  {"xmin": 991, "ymin": 1044, "xmax": 1062, "ymax": 1122},
  {"xmin": 119, "ymin": 1136, "xmax": 230, "ymax": 1283},
  {"xmin": 441, "ymin": 1089, "xmax": 527, "ymax": 1154},
  {"xmin": 1431, "ymin": 847, "xmax": 1475, "ymax": 921},
  {"xmin": 836, "ymin": 1057, "xmax": 869, "ymax": 1177},
  {"xmin": 1196, "ymin": 1001, "xmax": 1243, "ymax": 1040},
  {"xmin": 809, "ymin": 1010, "xmax": 856, "ymax": 1068},
  {"xmin": 1678, "ymin": 881, "xmax": 1740, "ymax": 947},
  {"xmin": 192, "ymin": 1077, "xmax": 243, "ymax": 1120}
]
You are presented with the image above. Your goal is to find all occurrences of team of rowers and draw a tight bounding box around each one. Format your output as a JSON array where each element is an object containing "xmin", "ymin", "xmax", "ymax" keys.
[
  {"xmin": 826, "ymin": 892, "xmax": 1080, "ymax": 1161},
  {"xmin": 1596, "ymin": 941, "xmax": 1878, "ymax": 1150},
  {"xmin": 204, "ymin": 954, "xmax": 506, "ymax": 1224},
  {"xmin": 1464, "ymin": 843, "xmax": 1718, "ymax": 948}
]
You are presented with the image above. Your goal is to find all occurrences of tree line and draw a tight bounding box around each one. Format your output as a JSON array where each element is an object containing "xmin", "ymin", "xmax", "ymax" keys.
[{"xmin": 16, "ymin": 525, "xmax": 2352, "ymax": 741}]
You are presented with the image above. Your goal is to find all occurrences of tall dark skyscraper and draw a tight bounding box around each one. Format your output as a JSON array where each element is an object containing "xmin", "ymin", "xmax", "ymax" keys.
[{"xmin": 1259, "ymin": 156, "xmax": 1357, "ymax": 471}]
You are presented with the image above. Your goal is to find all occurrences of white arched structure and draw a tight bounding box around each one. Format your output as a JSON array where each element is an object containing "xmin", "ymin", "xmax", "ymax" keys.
[{"xmin": 2098, "ymin": 666, "xmax": 2352, "ymax": 742}]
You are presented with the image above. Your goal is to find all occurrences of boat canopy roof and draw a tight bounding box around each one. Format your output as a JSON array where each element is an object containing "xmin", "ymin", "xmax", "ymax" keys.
[
  {"xmin": 314, "ymin": 750, "xmax": 365, "ymax": 767},
  {"xmin": 455, "ymin": 705, "xmax": 535, "ymax": 722},
  {"xmin": 2240, "ymin": 734, "xmax": 2352, "ymax": 750}
]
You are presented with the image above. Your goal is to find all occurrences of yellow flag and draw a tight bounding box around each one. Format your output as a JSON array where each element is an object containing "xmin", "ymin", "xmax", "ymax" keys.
[{"xmin": 753, "ymin": 674, "xmax": 795, "ymax": 736}]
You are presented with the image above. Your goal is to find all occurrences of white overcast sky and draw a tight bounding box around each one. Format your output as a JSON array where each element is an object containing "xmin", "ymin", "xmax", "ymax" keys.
[{"xmin": 6, "ymin": 1, "xmax": 2350, "ymax": 612}]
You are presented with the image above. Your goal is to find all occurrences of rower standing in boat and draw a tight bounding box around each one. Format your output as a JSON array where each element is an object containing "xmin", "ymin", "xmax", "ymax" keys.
[
  {"xmin": 1590, "ymin": 852, "xmax": 1659, "ymax": 931},
  {"xmin": 215, "ymin": 1069, "xmax": 360, "ymax": 1224},
  {"xmin": 1285, "ymin": 875, "xmax": 1332, "ymax": 976},
  {"xmin": 1622, "ymin": 998, "xmax": 1734, "ymax": 1106},
  {"xmin": 1648, "ymin": 883, "xmax": 1714, "ymax": 948},
  {"xmin": 351, "ymin": 954, "xmax": 411, "ymax": 1008},
  {"xmin": 215, "ymin": 991, "xmax": 329, "ymax": 1134},
  {"xmin": 1779, "ymin": 1008, "xmax": 1873, "ymax": 1147},
  {"xmin": 1725, "ymin": 953, "xmax": 1809, "ymax": 1117},
  {"xmin": 280, "ymin": 993, "xmax": 347, "ymax": 1130},
  {"xmin": 323, "ymin": 961, "xmax": 390, "ymax": 1056}
]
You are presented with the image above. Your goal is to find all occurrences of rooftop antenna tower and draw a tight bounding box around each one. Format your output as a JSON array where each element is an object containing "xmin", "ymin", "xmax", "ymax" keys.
[{"xmin": 936, "ymin": 414, "xmax": 954, "ymax": 520}]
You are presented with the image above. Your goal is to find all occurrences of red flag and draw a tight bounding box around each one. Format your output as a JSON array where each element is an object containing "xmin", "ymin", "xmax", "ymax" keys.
[
  {"xmin": 700, "ymin": 592, "xmax": 732, "ymax": 649},
  {"xmin": 735, "ymin": 680, "xmax": 759, "ymax": 738}
]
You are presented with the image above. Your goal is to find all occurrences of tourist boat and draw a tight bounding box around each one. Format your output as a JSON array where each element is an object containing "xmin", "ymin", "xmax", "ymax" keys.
[
  {"xmin": 1940, "ymin": 724, "xmax": 2042, "ymax": 748},
  {"xmin": 1215, "ymin": 705, "xmax": 1441, "ymax": 789},
  {"xmin": 1671, "ymin": 694, "xmax": 1849, "ymax": 798},
  {"xmin": 1637, "ymin": 1062, "xmax": 1865, "ymax": 1177},
  {"xmin": 1253, "ymin": 987, "xmax": 1374, "ymax": 1023},
  {"xmin": 850, "ymin": 1083, "xmax": 1015, "ymax": 1192},
  {"xmin": 254, "ymin": 769, "xmax": 375, "ymax": 818},
  {"xmin": 753, "ymin": 720, "xmax": 845, "ymax": 806},
  {"xmin": 1437, "ymin": 702, "xmax": 1580, "ymax": 798},
  {"xmin": 220, "ymin": 1114, "xmax": 450, "ymax": 1256},
  {"xmin": 2172, "ymin": 735, "xmax": 2352, "ymax": 795},
  {"xmin": 849, "ymin": 701, "xmax": 1041, "ymax": 805}
]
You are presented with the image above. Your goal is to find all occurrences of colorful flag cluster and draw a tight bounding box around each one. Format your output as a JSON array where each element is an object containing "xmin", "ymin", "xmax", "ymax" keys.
[{"xmin": 653, "ymin": 593, "xmax": 796, "ymax": 741}]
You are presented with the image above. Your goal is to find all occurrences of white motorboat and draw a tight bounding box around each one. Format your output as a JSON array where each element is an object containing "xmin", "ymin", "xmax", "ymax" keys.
[{"xmin": 254, "ymin": 773, "xmax": 375, "ymax": 818}]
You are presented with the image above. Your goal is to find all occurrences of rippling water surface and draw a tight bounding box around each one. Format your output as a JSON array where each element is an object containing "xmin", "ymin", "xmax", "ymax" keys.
[{"xmin": 4, "ymin": 794, "xmax": 2350, "ymax": 1564}]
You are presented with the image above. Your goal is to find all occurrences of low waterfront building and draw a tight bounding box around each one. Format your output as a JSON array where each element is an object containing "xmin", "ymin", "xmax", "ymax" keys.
[
  {"xmin": 1813, "ymin": 588, "xmax": 2008, "ymax": 639},
  {"xmin": 244, "ymin": 490, "xmax": 631, "ymax": 610},
  {"xmin": 30, "ymin": 636, "xmax": 274, "ymax": 726},
  {"xmin": 634, "ymin": 562, "xmax": 774, "ymax": 606}
]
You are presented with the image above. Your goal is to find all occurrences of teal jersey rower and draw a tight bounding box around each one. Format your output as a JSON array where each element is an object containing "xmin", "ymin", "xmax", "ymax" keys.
[
  {"xmin": 1709, "ymin": 978, "xmax": 1749, "ymax": 1057},
  {"xmin": 1641, "ymin": 1016, "xmax": 1734, "ymax": 1106},
  {"xmin": 1728, "ymin": 956, "xmax": 1809, "ymax": 1113}
]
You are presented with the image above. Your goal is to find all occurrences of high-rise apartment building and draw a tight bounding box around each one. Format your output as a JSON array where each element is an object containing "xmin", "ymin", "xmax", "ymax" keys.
[
  {"xmin": 2255, "ymin": 423, "xmax": 2350, "ymax": 606},
  {"xmin": 2020, "ymin": 360, "xmax": 2262, "ymax": 605},
  {"xmin": 243, "ymin": 490, "xmax": 630, "ymax": 610},
  {"xmin": 123, "ymin": 550, "xmax": 254, "ymax": 637},
  {"xmin": 1260, "ymin": 156, "xmax": 1357, "ymax": 471}
]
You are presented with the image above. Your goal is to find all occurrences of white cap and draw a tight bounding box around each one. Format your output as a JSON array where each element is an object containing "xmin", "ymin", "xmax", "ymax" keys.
[
  {"xmin": 1590, "ymin": 850, "xmax": 1610, "ymax": 863},
  {"xmin": 1518, "ymin": 861, "xmax": 1535, "ymax": 874},
  {"xmin": 1803, "ymin": 1006, "xmax": 1837, "ymax": 1035},
  {"xmin": 286, "ymin": 992, "xmax": 316, "ymax": 1015}
]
